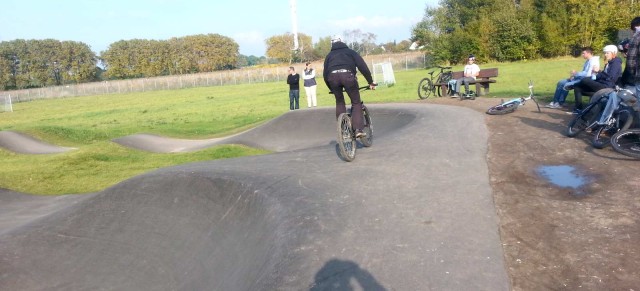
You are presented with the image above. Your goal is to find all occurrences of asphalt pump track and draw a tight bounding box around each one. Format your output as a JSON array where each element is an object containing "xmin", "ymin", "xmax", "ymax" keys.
[{"xmin": 0, "ymin": 103, "xmax": 509, "ymax": 290}]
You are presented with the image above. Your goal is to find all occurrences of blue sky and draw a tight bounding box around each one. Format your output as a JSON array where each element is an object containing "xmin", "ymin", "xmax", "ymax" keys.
[{"xmin": 0, "ymin": 0, "xmax": 438, "ymax": 56}]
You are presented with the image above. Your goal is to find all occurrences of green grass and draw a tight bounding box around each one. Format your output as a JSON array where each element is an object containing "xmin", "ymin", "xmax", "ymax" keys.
[{"xmin": 0, "ymin": 56, "xmax": 584, "ymax": 195}]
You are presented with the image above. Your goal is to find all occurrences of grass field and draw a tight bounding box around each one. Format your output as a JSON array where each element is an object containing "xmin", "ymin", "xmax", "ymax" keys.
[{"xmin": 0, "ymin": 56, "xmax": 585, "ymax": 195}]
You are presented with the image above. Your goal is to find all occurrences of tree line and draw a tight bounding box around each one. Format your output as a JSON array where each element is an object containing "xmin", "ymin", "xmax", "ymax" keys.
[
  {"xmin": 0, "ymin": 29, "xmax": 410, "ymax": 90},
  {"xmin": 412, "ymin": 0, "xmax": 640, "ymax": 64},
  {"xmin": 0, "ymin": 39, "xmax": 97, "ymax": 90},
  {"xmin": 6, "ymin": 1, "xmax": 638, "ymax": 90},
  {"xmin": 0, "ymin": 34, "xmax": 241, "ymax": 90},
  {"xmin": 265, "ymin": 29, "xmax": 412, "ymax": 64}
]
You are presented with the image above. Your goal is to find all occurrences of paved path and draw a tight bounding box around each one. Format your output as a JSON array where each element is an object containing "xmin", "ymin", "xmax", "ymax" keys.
[
  {"xmin": 0, "ymin": 104, "xmax": 509, "ymax": 290},
  {"xmin": 0, "ymin": 131, "xmax": 75, "ymax": 154}
]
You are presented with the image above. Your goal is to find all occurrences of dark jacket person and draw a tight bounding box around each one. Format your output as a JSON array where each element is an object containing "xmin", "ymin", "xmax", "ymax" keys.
[{"xmin": 323, "ymin": 35, "xmax": 376, "ymax": 137}]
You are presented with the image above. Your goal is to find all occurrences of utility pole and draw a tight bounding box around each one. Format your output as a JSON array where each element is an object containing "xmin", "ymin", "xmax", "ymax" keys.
[{"xmin": 290, "ymin": 0, "xmax": 299, "ymax": 51}]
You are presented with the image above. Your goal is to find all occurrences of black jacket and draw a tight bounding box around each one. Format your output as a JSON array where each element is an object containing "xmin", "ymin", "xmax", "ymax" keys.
[
  {"xmin": 323, "ymin": 42, "xmax": 374, "ymax": 88},
  {"xmin": 287, "ymin": 73, "xmax": 300, "ymax": 90},
  {"xmin": 595, "ymin": 57, "xmax": 622, "ymax": 88}
]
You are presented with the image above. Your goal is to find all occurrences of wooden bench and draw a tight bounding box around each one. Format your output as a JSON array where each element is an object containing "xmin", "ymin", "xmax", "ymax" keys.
[{"xmin": 438, "ymin": 68, "xmax": 499, "ymax": 97}]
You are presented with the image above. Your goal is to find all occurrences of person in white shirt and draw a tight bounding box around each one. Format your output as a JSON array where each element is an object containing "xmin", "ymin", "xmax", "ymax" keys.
[
  {"xmin": 452, "ymin": 55, "xmax": 480, "ymax": 97},
  {"xmin": 545, "ymin": 47, "xmax": 599, "ymax": 109},
  {"xmin": 303, "ymin": 62, "xmax": 318, "ymax": 108}
]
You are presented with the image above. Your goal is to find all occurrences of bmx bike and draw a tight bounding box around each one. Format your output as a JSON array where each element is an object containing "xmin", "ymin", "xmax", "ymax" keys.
[
  {"xmin": 486, "ymin": 80, "xmax": 540, "ymax": 115},
  {"xmin": 418, "ymin": 66, "xmax": 453, "ymax": 99},
  {"xmin": 566, "ymin": 87, "xmax": 636, "ymax": 150},
  {"xmin": 334, "ymin": 85, "xmax": 375, "ymax": 162}
]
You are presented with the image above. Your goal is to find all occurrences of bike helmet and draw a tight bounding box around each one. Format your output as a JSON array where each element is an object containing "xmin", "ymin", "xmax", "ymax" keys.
[
  {"xmin": 603, "ymin": 45, "xmax": 618, "ymax": 54},
  {"xmin": 617, "ymin": 88, "xmax": 638, "ymax": 107}
]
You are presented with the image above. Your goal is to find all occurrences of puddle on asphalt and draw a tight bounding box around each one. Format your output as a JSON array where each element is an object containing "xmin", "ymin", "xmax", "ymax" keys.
[{"xmin": 536, "ymin": 165, "xmax": 592, "ymax": 196}]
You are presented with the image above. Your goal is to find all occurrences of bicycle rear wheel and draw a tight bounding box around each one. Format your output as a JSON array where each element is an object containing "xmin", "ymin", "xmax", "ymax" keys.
[
  {"xmin": 566, "ymin": 101, "xmax": 601, "ymax": 137},
  {"xmin": 611, "ymin": 128, "xmax": 640, "ymax": 158},
  {"xmin": 486, "ymin": 102, "xmax": 518, "ymax": 115},
  {"xmin": 360, "ymin": 106, "xmax": 373, "ymax": 147},
  {"xmin": 337, "ymin": 113, "xmax": 356, "ymax": 161},
  {"xmin": 418, "ymin": 78, "xmax": 433, "ymax": 99}
]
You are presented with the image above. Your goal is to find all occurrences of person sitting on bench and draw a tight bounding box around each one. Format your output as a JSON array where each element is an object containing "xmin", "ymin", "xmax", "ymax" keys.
[
  {"xmin": 451, "ymin": 55, "xmax": 480, "ymax": 97},
  {"xmin": 572, "ymin": 45, "xmax": 622, "ymax": 113}
]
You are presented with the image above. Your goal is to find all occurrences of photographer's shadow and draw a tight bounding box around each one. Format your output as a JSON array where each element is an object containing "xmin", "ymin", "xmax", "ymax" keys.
[{"xmin": 310, "ymin": 259, "xmax": 386, "ymax": 291}]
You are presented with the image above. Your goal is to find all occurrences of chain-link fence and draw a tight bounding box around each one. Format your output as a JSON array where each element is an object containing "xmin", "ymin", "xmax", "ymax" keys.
[{"xmin": 2, "ymin": 52, "xmax": 428, "ymax": 103}]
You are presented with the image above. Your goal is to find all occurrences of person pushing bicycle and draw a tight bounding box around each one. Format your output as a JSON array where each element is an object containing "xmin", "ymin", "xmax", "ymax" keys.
[{"xmin": 323, "ymin": 35, "xmax": 376, "ymax": 138}]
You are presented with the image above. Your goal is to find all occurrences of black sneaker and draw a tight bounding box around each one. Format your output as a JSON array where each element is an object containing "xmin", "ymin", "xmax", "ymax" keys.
[{"xmin": 565, "ymin": 108, "xmax": 582, "ymax": 115}]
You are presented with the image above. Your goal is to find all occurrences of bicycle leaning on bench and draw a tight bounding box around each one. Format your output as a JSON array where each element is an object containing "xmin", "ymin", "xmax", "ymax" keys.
[
  {"xmin": 418, "ymin": 66, "xmax": 453, "ymax": 99},
  {"xmin": 333, "ymin": 85, "xmax": 376, "ymax": 162}
]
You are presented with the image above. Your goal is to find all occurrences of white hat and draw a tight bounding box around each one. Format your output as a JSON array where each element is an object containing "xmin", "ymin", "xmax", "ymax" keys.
[
  {"xmin": 331, "ymin": 34, "xmax": 342, "ymax": 43},
  {"xmin": 603, "ymin": 45, "xmax": 618, "ymax": 54}
]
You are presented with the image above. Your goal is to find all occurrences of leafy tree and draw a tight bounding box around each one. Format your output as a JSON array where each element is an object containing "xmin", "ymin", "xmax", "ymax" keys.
[
  {"xmin": 0, "ymin": 39, "xmax": 96, "ymax": 89},
  {"xmin": 537, "ymin": 13, "xmax": 567, "ymax": 57},
  {"xmin": 101, "ymin": 34, "xmax": 238, "ymax": 79},
  {"xmin": 342, "ymin": 29, "xmax": 377, "ymax": 55},
  {"xmin": 410, "ymin": 0, "xmax": 636, "ymax": 63},
  {"xmin": 101, "ymin": 40, "xmax": 136, "ymax": 79},
  {"xmin": 236, "ymin": 55, "xmax": 267, "ymax": 67},
  {"xmin": 489, "ymin": 11, "xmax": 538, "ymax": 61},
  {"xmin": 566, "ymin": 0, "xmax": 615, "ymax": 50},
  {"xmin": 265, "ymin": 32, "xmax": 313, "ymax": 63},
  {"xmin": 182, "ymin": 34, "xmax": 239, "ymax": 71},
  {"xmin": 313, "ymin": 36, "xmax": 332, "ymax": 59}
]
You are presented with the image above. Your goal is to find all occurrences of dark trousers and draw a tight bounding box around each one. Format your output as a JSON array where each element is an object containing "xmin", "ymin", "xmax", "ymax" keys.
[
  {"xmin": 327, "ymin": 72, "xmax": 364, "ymax": 130},
  {"xmin": 574, "ymin": 78, "xmax": 607, "ymax": 110},
  {"xmin": 289, "ymin": 89, "xmax": 299, "ymax": 110}
]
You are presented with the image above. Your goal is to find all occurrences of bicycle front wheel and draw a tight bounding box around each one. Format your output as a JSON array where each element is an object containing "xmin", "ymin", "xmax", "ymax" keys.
[
  {"xmin": 360, "ymin": 106, "xmax": 373, "ymax": 147},
  {"xmin": 337, "ymin": 113, "xmax": 356, "ymax": 161},
  {"xmin": 611, "ymin": 128, "xmax": 640, "ymax": 158},
  {"xmin": 486, "ymin": 102, "xmax": 518, "ymax": 115},
  {"xmin": 418, "ymin": 78, "xmax": 433, "ymax": 99}
]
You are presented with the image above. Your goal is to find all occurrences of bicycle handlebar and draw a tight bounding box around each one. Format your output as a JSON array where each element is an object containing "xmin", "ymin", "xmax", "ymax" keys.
[
  {"xmin": 426, "ymin": 66, "xmax": 452, "ymax": 70},
  {"xmin": 329, "ymin": 83, "xmax": 377, "ymax": 94}
]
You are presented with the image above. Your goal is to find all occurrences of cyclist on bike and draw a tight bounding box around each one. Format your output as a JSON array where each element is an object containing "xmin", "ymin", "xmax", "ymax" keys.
[{"xmin": 323, "ymin": 35, "xmax": 376, "ymax": 138}]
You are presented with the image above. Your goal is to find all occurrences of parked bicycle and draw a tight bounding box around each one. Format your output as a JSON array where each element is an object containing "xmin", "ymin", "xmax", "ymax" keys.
[
  {"xmin": 566, "ymin": 87, "xmax": 637, "ymax": 149},
  {"xmin": 418, "ymin": 66, "xmax": 453, "ymax": 99},
  {"xmin": 486, "ymin": 80, "xmax": 540, "ymax": 115},
  {"xmin": 335, "ymin": 85, "xmax": 375, "ymax": 162}
]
